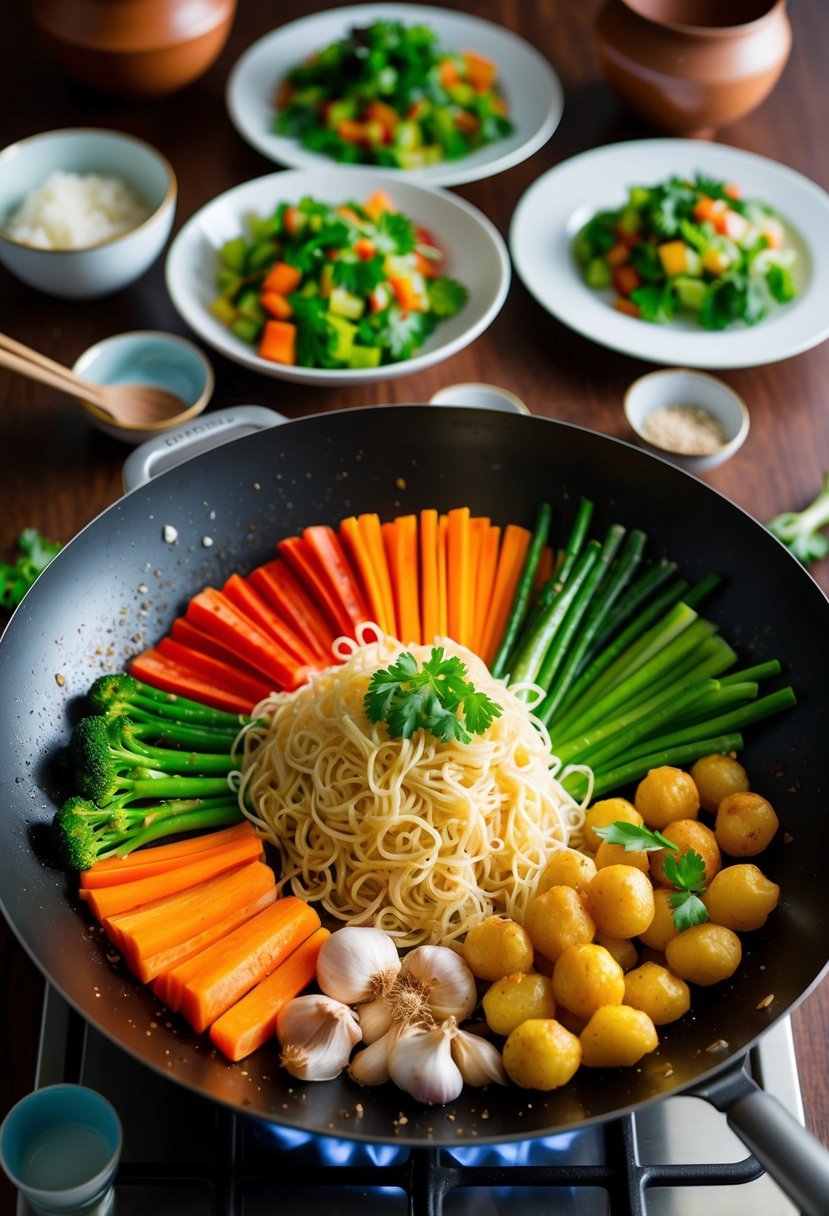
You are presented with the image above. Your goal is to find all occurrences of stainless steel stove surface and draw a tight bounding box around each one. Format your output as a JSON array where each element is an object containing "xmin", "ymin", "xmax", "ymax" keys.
[{"xmin": 21, "ymin": 984, "xmax": 804, "ymax": 1216}]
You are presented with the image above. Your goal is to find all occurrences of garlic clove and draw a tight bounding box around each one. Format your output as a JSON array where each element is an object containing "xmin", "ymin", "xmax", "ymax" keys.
[
  {"xmin": 348, "ymin": 1024, "xmax": 407, "ymax": 1087},
  {"xmin": 399, "ymin": 944, "xmax": 478, "ymax": 1023},
  {"xmin": 316, "ymin": 925, "xmax": 401, "ymax": 1005},
  {"xmin": 277, "ymin": 993, "xmax": 362, "ymax": 1082},
  {"xmin": 357, "ymin": 995, "xmax": 395, "ymax": 1044},
  {"xmin": 450, "ymin": 1024, "xmax": 507, "ymax": 1088},
  {"xmin": 388, "ymin": 1020, "xmax": 464, "ymax": 1106}
]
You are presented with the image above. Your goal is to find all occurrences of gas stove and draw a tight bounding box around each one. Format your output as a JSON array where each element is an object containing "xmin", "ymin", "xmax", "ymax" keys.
[{"xmin": 16, "ymin": 983, "xmax": 804, "ymax": 1215}]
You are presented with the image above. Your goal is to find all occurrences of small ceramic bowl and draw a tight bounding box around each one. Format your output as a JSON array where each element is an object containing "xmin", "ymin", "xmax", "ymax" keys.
[
  {"xmin": 72, "ymin": 330, "xmax": 214, "ymax": 445},
  {"xmin": 429, "ymin": 383, "xmax": 529, "ymax": 414},
  {"xmin": 0, "ymin": 128, "xmax": 176, "ymax": 299},
  {"xmin": 624, "ymin": 368, "xmax": 749, "ymax": 473}
]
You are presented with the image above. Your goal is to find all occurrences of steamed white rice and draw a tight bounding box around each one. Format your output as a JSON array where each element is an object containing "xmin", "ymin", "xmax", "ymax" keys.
[{"xmin": 3, "ymin": 171, "xmax": 152, "ymax": 250}]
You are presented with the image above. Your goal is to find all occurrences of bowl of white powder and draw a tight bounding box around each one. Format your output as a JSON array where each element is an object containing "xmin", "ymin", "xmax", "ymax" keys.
[
  {"xmin": 624, "ymin": 367, "xmax": 750, "ymax": 474},
  {"xmin": 0, "ymin": 128, "xmax": 176, "ymax": 299}
]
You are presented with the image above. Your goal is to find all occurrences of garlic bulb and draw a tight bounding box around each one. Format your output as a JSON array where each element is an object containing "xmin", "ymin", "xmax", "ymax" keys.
[
  {"xmin": 357, "ymin": 994, "xmax": 395, "ymax": 1044},
  {"xmin": 388, "ymin": 1020, "xmax": 464, "ymax": 1106},
  {"xmin": 316, "ymin": 925, "xmax": 401, "ymax": 1005},
  {"xmin": 276, "ymin": 994, "xmax": 362, "ymax": 1081},
  {"xmin": 450, "ymin": 1022, "xmax": 507, "ymax": 1088},
  {"xmin": 398, "ymin": 944, "xmax": 478, "ymax": 1023},
  {"xmin": 348, "ymin": 1024, "xmax": 408, "ymax": 1087}
]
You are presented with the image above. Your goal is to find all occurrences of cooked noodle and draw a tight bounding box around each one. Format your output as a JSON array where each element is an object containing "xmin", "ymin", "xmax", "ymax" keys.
[{"xmin": 237, "ymin": 631, "xmax": 588, "ymax": 947}]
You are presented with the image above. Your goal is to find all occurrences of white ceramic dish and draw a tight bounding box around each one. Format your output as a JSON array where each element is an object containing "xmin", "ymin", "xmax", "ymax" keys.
[
  {"xmin": 509, "ymin": 138, "xmax": 829, "ymax": 369},
  {"xmin": 225, "ymin": 4, "xmax": 563, "ymax": 188},
  {"xmin": 0, "ymin": 128, "xmax": 176, "ymax": 300},
  {"xmin": 164, "ymin": 168, "xmax": 511, "ymax": 386},
  {"xmin": 624, "ymin": 368, "xmax": 750, "ymax": 473}
]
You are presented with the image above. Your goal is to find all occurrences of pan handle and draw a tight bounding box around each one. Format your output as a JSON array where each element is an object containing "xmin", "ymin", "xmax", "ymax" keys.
[
  {"xmin": 121, "ymin": 405, "xmax": 287, "ymax": 492},
  {"xmin": 695, "ymin": 1058, "xmax": 829, "ymax": 1214}
]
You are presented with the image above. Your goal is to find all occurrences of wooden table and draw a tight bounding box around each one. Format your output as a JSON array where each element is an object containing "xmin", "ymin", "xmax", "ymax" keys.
[{"xmin": 2, "ymin": 0, "xmax": 828, "ymax": 1204}]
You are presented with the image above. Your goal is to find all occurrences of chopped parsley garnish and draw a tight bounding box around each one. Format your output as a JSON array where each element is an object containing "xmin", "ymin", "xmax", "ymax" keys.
[
  {"xmin": 364, "ymin": 646, "xmax": 502, "ymax": 744},
  {"xmin": 593, "ymin": 820, "xmax": 710, "ymax": 931}
]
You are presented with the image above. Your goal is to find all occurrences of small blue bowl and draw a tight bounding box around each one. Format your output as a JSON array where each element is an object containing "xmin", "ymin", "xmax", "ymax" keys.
[{"xmin": 73, "ymin": 330, "xmax": 214, "ymax": 444}]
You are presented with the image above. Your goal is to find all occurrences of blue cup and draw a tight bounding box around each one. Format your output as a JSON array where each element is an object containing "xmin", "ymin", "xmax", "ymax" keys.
[{"xmin": 0, "ymin": 1085, "xmax": 122, "ymax": 1215}]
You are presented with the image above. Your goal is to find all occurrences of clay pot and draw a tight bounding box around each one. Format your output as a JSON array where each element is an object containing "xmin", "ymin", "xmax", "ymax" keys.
[
  {"xmin": 31, "ymin": 0, "xmax": 237, "ymax": 99},
  {"xmin": 594, "ymin": 0, "xmax": 792, "ymax": 138}
]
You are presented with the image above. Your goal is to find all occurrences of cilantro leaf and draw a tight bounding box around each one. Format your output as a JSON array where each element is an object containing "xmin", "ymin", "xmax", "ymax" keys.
[
  {"xmin": 375, "ymin": 211, "xmax": 416, "ymax": 255},
  {"xmin": 427, "ymin": 276, "xmax": 468, "ymax": 318},
  {"xmin": 364, "ymin": 646, "xmax": 502, "ymax": 744},
  {"xmin": 287, "ymin": 294, "xmax": 338, "ymax": 368},
  {"xmin": 662, "ymin": 848, "xmax": 707, "ymax": 893},
  {"xmin": 593, "ymin": 822, "xmax": 676, "ymax": 852},
  {"xmin": 332, "ymin": 256, "xmax": 387, "ymax": 296},
  {"xmin": 669, "ymin": 889, "xmax": 710, "ymax": 932},
  {"xmin": 630, "ymin": 282, "xmax": 677, "ymax": 324},
  {"xmin": 377, "ymin": 305, "xmax": 435, "ymax": 361},
  {"xmin": 593, "ymin": 824, "xmax": 711, "ymax": 932}
]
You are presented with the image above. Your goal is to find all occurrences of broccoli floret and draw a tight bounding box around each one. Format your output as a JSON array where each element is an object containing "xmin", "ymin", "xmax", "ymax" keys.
[
  {"xmin": 767, "ymin": 472, "xmax": 829, "ymax": 563},
  {"xmin": 88, "ymin": 673, "xmax": 249, "ymax": 733},
  {"xmin": 70, "ymin": 715, "xmax": 237, "ymax": 807},
  {"xmin": 54, "ymin": 794, "xmax": 243, "ymax": 870}
]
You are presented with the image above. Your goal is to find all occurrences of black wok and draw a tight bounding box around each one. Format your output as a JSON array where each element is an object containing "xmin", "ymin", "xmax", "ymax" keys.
[{"xmin": 2, "ymin": 406, "xmax": 828, "ymax": 1210}]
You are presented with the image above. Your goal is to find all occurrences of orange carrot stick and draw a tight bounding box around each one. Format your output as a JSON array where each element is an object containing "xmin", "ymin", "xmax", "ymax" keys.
[
  {"xmin": 177, "ymin": 897, "xmax": 320, "ymax": 1032},
  {"xmin": 478, "ymin": 524, "xmax": 532, "ymax": 667},
  {"xmin": 437, "ymin": 514, "xmax": 449, "ymax": 638},
  {"xmin": 419, "ymin": 509, "xmax": 439, "ymax": 645},
  {"xmin": 130, "ymin": 644, "xmax": 266, "ymax": 715},
  {"xmin": 80, "ymin": 822, "xmax": 255, "ymax": 885},
  {"xmin": 221, "ymin": 573, "xmax": 321, "ymax": 668},
  {"xmin": 303, "ymin": 525, "xmax": 371, "ymax": 632},
  {"xmin": 386, "ymin": 515, "xmax": 421, "ymax": 645},
  {"xmin": 208, "ymin": 926, "xmax": 330, "ymax": 1061},
  {"xmin": 187, "ymin": 588, "xmax": 313, "ymax": 691},
  {"xmin": 247, "ymin": 559, "xmax": 336, "ymax": 661},
  {"xmin": 473, "ymin": 523, "xmax": 501, "ymax": 659},
  {"xmin": 339, "ymin": 516, "xmax": 390, "ymax": 634},
  {"xmin": 358, "ymin": 514, "xmax": 397, "ymax": 639},
  {"xmin": 447, "ymin": 507, "xmax": 472, "ymax": 647}
]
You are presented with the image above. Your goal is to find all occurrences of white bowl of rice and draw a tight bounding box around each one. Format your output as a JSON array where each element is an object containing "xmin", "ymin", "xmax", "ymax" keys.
[{"xmin": 0, "ymin": 128, "xmax": 176, "ymax": 300}]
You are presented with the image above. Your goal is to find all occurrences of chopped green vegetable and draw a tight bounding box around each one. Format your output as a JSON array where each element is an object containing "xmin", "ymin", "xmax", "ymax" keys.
[
  {"xmin": 364, "ymin": 645, "xmax": 502, "ymax": 744},
  {"xmin": 0, "ymin": 529, "xmax": 61, "ymax": 610},
  {"xmin": 767, "ymin": 471, "xmax": 829, "ymax": 563},
  {"xmin": 593, "ymin": 821, "xmax": 709, "ymax": 930}
]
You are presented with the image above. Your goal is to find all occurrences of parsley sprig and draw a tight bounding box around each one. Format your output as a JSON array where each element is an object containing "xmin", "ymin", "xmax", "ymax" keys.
[
  {"xmin": 593, "ymin": 821, "xmax": 710, "ymax": 932},
  {"xmin": 364, "ymin": 646, "xmax": 502, "ymax": 744}
]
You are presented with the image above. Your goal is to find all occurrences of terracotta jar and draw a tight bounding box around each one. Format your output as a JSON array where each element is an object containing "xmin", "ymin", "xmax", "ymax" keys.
[
  {"xmin": 593, "ymin": 0, "xmax": 792, "ymax": 138},
  {"xmin": 31, "ymin": 0, "xmax": 237, "ymax": 99}
]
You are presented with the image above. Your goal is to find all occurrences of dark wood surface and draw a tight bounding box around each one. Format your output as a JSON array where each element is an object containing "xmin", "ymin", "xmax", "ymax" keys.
[{"xmin": 2, "ymin": 0, "xmax": 828, "ymax": 1204}]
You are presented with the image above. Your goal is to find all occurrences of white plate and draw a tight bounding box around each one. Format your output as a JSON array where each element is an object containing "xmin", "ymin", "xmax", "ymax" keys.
[
  {"xmin": 164, "ymin": 168, "xmax": 511, "ymax": 385},
  {"xmin": 509, "ymin": 139, "xmax": 829, "ymax": 369},
  {"xmin": 225, "ymin": 4, "xmax": 563, "ymax": 188}
]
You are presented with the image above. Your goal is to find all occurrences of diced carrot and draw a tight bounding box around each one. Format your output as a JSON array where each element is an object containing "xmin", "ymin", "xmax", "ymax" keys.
[
  {"xmin": 462, "ymin": 49, "xmax": 497, "ymax": 93},
  {"xmin": 339, "ymin": 516, "xmax": 391, "ymax": 635},
  {"xmin": 130, "ymin": 643, "xmax": 269, "ymax": 715},
  {"xmin": 419, "ymin": 509, "xmax": 440, "ymax": 646},
  {"xmin": 612, "ymin": 264, "xmax": 641, "ymax": 297},
  {"xmin": 385, "ymin": 516, "xmax": 421, "ymax": 645},
  {"xmin": 84, "ymin": 831, "xmax": 264, "ymax": 923},
  {"xmin": 724, "ymin": 182, "xmax": 742, "ymax": 200},
  {"xmin": 388, "ymin": 273, "xmax": 427, "ymax": 313},
  {"xmin": 692, "ymin": 195, "xmax": 717, "ymax": 224},
  {"xmin": 336, "ymin": 118, "xmax": 375, "ymax": 146},
  {"xmin": 354, "ymin": 237, "xmax": 377, "ymax": 260},
  {"xmin": 176, "ymin": 897, "xmax": 320, "ymax": 1032},
  {"xmin": 171, "ymin": 617, "xmax": 279, "ymax": 689},
  {"xmin": 477, "ymin": 524, "xmax": 531, "ymax": 666},
  {"xmin": 613, "ymin": 297, "xmax": 641, "ymax": 318},
  {"xmin": 282, "ymin": 207, "xmax": 305, "ymax": 238},
  {"xmin": 362, "ymin": 99, "xmax": 400, "ymax": 138},
  {"xmin": 106, "ymin": 859, "xmax": 276, "ymax": 980},
  {"xmin": 186, "ymin": 588, "xmax": 313, "ymax": 691},
  {"xmin": 248, "ymin": 559, "xmax": 336, "ymax": 661},
  {"xmin": 472, "ymin": 524, "xmax": 501, "ymax": 658},
  {"xmin": 260, "ymin": 291, "xmax": 293, "ymax": 320},
  {"xmin": 702, "ymin": 247, "xmax": 731, "ymax": 277},
  {"xmin": 208, "ymin": 926, "xmax": 329, "ymax": 1061},
  {"xmin": 438, "ymin": 57, "xmax": 460, "ymax": 88},
  {"xmin": 81, "ymin": 822, "xmax": 257, "ymax": 889},
  {"xmin": 261, "ymin": 261, "xmax": 302, "ymax": 296},
  {"xmin": 604, "ymin": 242, "xmax": 630, "ymax": 268},
  {"xmin": 453, "ymin": 110, "xmax": 480, "ymax": 135},
  {"xmin": 278, "ymin": 535, "xmax": 355, "ymax": 638},
  {"xmin": 356, "ymin": 514, "xmax": 397, "ymax": 638},
  {"xmin": 414, "ymin": 251, "xmax": 438, "ymax": 279},
  {"xmin": 302, "ymin": 525, "xmax": 371, "ymax": 632},
  {"xmin": 437, "ymin": 514, "xmax": 449, "ymax": 638},
  {"xmin": 363, "ymin": 189, "xmax": 396, "ymax": 222},
  {"xmin": 258, "ymin": 320, "xmax": 296, "ymax": 366},
  {"xmin": 221, "ymin": 573, "xmax": 320, "ymax": 668},
  {"xmin": 447, "ymin": 507, "xmax": 472, "ymax": 648}
]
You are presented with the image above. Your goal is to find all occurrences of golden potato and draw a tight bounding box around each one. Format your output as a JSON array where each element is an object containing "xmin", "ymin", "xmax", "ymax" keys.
[
  {"xmin": 502, "ymin": 1019, "xmax": 582, "ymax": 1090},
  {"xmin": 690, "ymin": 753, "xmax": 750, "ymax": 813},
  {"xmin": 583, "ymin": 798, "xmax": 642, "ymax": 852},
  {"xmin": 463, "ymin": 916, "xmax": 534, "ymax": 981},
  {"xmin": 552, "ymin": 943, "xmax": 626, "ymax": 1019},
  {"xmin": 579, "ymin": 1004, "xmax": 658, "ymax": 1067},
  {"xmin": 715, "ymin": 792, "xmax": 779, "ymax": 857},
  {"xmin": 635, "ymin": 766, "xmax": 700, "ymax": 829},
  {"xmin": 587, "ymin": 864, "xmax": 656, "ymax": 939},
  {"xmin": 538, "ymin": 848, "xmax": 598, "ymax": 895},
  {"xmin": 665, "ymin": 923, "xmax": 742, "ymax": 986},
  {"xmin": 524, "ymin": 885, "xmax": 596, "ymax": 963},
  {"xmin": 483, "ymin": 971, "xmax": 556, "ymax": 1037},
  {"xmin": 702, "ymin": 864, "xmax": 780, "ymax": 932},
  {"xmin": 595, "ymin": 934, "xmax": 639, "ymax": 971},
  {"xmin": 637, "ymin": 888, "xmax": 680, "ymax": 951},
  {"xmin": 595, "ymin": 840, "xmax": 650, "ymax": 873},
  {"xmin": 649, "ymin": 819, "xmax": 721, "ymax": 887},
  {"xmin": 623, "ymin": 961, "xmax": 691, "ymax": 1025}
]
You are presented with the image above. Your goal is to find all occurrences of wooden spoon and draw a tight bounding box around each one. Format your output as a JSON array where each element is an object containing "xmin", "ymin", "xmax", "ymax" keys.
[{"xmin": 0, "ymin": 332, "xmax": 187, "ymax": 427}]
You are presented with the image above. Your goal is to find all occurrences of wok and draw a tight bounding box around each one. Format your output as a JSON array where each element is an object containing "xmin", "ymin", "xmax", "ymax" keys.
[{"xmin": 2, "ymin": 405, "xmax": 828, "ymax": 1210}]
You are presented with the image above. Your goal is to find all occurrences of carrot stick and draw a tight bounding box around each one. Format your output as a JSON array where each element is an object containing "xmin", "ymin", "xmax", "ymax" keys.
[
  {"xmin": 387, "ymin": 515, "xmax": 421, "ymax": 645},
  {"xmin": 534, "ymin": 545, "xmax": 555, "ymax": 592},
  {"xmin": 357, "ymin": 514, "xmax": 397, "ymax": 639},
  {"xmin": 478, "ymin": 524, "xmax": 532, "ymax": 667},
  {"xmin": 473, "ymin": 523, "xmax": 501, "ymax": 659},
  {"xmin": 247, "ymin": 559, "xmax": 336, "ymax": 661},
  {"xmin": 131, "ymin": 642, "xmax": 270, "ymax": 714},
  {"xmin": 437, "ymin": 514, "xmax": 449, "ymax": 637},
  {"xmin": 187, "ymin": 588, "xmax": 313, "ymax": 691},
  {"xmin": 447, "ymin": 507, "xmax": 472, "ymax": 647},
  {"xmin": 177, "ymin": 897, "xmax": 321, "ymax": 1032},
  {"xmin": 170, "ymin": 617, "xmax": 277, "ymax": 690},
  {"xmin": 83, "ymin": 830, "xmax": 264, "ymax": 923},
  {"xmin": 339, "ymin": 516, "xmax": 390, "ymax": 634},
  {"xmin": 278, "ymin": 535, "xmax": 354, "ymax": 637},
  {"xmin": 221, "ymin": 574, "xmax": 321, "ymax": 667},
  {"xmin": 302, "ymin": 525, "xmax": 370, "ymax": 631},
  {"xmin": 107, "ymin": 859, "xmax": 276, "ymax": 979},
  {"xmin": 208, "ymin": 925, "xmax": 329, "ymax": 1061},
  {"xmin": 419, "ymin": 509, "xmax": 439, "ymax": 645},
  {"xmin": 80, "ymin": 821, "xmax": 256, "ymax": 889}
]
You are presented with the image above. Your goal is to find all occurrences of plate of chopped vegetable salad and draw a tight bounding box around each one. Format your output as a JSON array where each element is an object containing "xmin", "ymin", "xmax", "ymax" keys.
[
  {"xmin": 165, "ymin": 169, "xmax": 510, "ymax": 383},
  {"xmin": 509, "ymin": 139, "xmax": 829, "ymax": 369},
  {"xmin": 225, "ymin": 5, "xmax": 564, "ymax": 187}
]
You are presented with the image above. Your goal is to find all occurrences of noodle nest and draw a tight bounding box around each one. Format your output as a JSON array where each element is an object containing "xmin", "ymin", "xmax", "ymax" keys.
[{"xmin": 238, "ymin": 634, "xmax": 585, "ymax": 947}]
